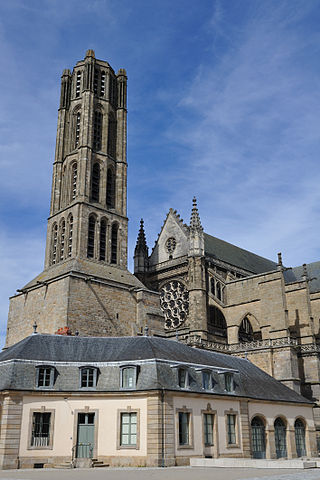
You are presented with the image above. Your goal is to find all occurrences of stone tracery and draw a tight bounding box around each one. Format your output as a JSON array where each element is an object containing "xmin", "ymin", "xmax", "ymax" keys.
[{"xmin": 160, "ymin": 280, "xmax": 189, "ymax": 329}]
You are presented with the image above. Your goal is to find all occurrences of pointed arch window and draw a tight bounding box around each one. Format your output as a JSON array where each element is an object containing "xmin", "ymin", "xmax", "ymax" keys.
[
  {"xmin": 93, "ymin": 111, "xmax": 102, "ymax": 151},
  {"xmin": 238, "ymin": 317, "xmax": 254, "ymax": 343},
  {"xmin": 59, "ymin": 219, "xmax": 66, "ymax": 261},
  {"xmin": 210, "ymin": 278, "xmax": 215, "ymax": 296},
  {"xmin": 74, "ymin": 112, "xmax": 81, "ymax": 149},
  {"xmin": 87, "ymin": 215, "xmax": 96, "ymax": 258},
  {"xmin": 106, "ymin": 168, "xmax": 115, "ymax": 208},
  {"xmin": 100, "ymin": 71, "xmax": 106, "ymax": 96},
  {"xmin": 99, "ymin": 219, "xmax": 107, "ymax": 261},
  {"xmin": 111, "ymin": 223, "xmax": 118, "ymax": 264},
  {"xmin": 68, "ymin": 215, "xmax": 73, "ymax": 257},
  {"xmin": 107, "ymin": 113, "xmax": 117, "ymax": 158},
  {"xmin": 71, "ymin": 162, "xmax": 77, "ymax": 200},
  {"xmin": 91, "ymin": 163, "xmax": 100, "ymax": 202},
  {"xmin": 94, "ymin": 69, "xmax": 99, "ymax": 95},
  {"xmin": 75, "ymin": 71, "xmax": 81, "ymax": 97},
  {"xmin": 51, "ymin": 223, "xmax": 58, "ymax": 265},
  {"xmin": 207, "ymin": 306, "xmax": 227, "ymax": 340}
]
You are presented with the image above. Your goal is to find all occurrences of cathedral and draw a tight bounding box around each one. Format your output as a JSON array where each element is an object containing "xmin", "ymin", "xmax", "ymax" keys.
[{"xmin": 1, "ymin": 50, "xmax": 320, "ymax": 468}]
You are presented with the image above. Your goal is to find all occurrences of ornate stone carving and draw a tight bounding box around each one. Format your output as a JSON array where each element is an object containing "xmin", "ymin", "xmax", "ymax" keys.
[
  {"xmin": 165, "ymin": 237, "xmax": 176, "ymax": 254},
  {"xmin": 160, "ymin": 280, "xmax": 189, "ymax": 329}
]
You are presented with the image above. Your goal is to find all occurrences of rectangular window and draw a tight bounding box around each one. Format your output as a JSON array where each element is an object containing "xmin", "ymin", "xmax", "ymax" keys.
[
  {"xmin": 224, "ymin": 373, "xmax": 234, "ymax": 392},
  {"xmin": 80, "ymin": 368, "xmax": 96, "ymax": 388},
  {"xmin": 31, "ymin": 412, "xmax": 51, "ymax": 447},
  {"xmin": 120, "ymin": 412, "xmax": 137, "ymax": 446},
  {"xmin": 202, "ymin": 371, "xmax": 211, "ymax": 390},
  {"xmin": 178, "ymin": 412, "xmax": 190, "ymax": 446},
  {"xmin": 121, "ymin": 367, "xmax": 136, "ymax": 389},
  {"xmin": 178, "ymin": 368, "xmax": 188, "ymax": 388},
  {"xmin": 37, "ymin": 367, "xmax": 54, "ymax": 387},
  {"xmin": 204, "ymin": 413, "xmax": 214, "ymax": 446},
  {"xmin": 227, "ymin": 414, "xmax": 236, "ymax": 445}
]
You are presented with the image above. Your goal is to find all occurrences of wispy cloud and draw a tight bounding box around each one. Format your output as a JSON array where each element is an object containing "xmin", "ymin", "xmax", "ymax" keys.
[{"xmin": 162, "ymin": 0, "xmax": 320, "ymax": 265}]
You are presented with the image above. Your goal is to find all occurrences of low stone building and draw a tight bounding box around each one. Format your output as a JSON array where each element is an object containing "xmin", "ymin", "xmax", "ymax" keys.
[{"xmin": 0, "ymin": 334, "xmax": 317, "ymax": 469}]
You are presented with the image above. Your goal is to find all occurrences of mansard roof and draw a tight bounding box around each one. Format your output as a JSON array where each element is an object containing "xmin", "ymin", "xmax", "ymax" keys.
[
  {"xmin": 0, "ymin": 334, "xmax": 311, "ymax": 404},
  {"xmin": 284, "ymin": 261, "xmax": 320, "ymax": 293},
  {"xmin": 204, "ymin": 233, "xmax": 278, "ymax": 274}
]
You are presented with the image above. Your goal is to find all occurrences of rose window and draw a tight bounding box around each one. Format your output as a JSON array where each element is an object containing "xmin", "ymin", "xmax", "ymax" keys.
[{"xmin": 160, "ymin": 280, "xmax": 189, "ymax": 329}]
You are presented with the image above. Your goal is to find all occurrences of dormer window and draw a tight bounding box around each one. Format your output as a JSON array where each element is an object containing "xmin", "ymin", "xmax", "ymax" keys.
[
  {"xmin": 36, "ymin": 366, "xmax": 55, "ymax": 388},
  {"xmin": 202, "ymin": 371, "xmax": 213, "ymax": 390},
  {"xmin": 224, "ymin": 372, "xmax": 234, "ymax": 392},
  {"xmin": 121, "ymin": 366, "xmax": 137, "ymax": 389},
  {"xmin": 80, "ymin": 367, "xmax": 98, "ymax": 388},
  {"xmin": 178, "ymin": 368, "xmax": 188, "ymax": 388}
]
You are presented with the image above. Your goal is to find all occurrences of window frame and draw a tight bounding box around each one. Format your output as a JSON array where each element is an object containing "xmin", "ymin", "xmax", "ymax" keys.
[
  {"xmin": 79, "ymin": 366, "xmax": 98, "ymax": 389},
  {"xmin": 224, "ymin": 410, "xmax": 239, "ymax": 448},
  {"xmin": 28, "ymin": 408, "xmax": 55, "ymax": 450},
  {"xmin": 201, "ymin": 370, "xmax": 214, "ymax": 391},
  {"xmin": 203, "ymin": 412, "xmax": 215, "ymax": 447},
  {"xmin": 117, "ymin": 407, "xmax": 140, "ymax": 450},
  {"xmin": 178, "ymin": 368, "xmax": 189, "ymax": 389},
  {"xmin": 36, "ymin": 365, "xmax": 55, "ymax": 389},
  {"xmin": 224, "ymin": 372, "xmax": 234, "ymax": 393},
  {"xmin": 176, "ymin": 408, "xmax": 194, "ymax": 450},
  {"xmin": 120, "ymin": 365, "xmax": 138, "ymax": 390}
]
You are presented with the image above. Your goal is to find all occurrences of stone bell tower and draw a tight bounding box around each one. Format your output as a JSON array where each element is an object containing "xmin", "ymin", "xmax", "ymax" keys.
[
  {"xmin": 6, "ymin": 50, "xmax": 163, "ymax": 347},
  {"xmin": 45, "ymin": 49, "xmax": 128, "ymax": 268}
]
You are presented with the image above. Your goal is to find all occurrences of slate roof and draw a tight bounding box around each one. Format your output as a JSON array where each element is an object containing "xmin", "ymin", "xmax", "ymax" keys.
[
  {"xmin": 284, "ymin": 261, "xmax": 320, "ymax": 294},
  {"xmin": 0, "ymin": 334, "xmax": 312, "ymax": 404},
  {"xmin": 204, "ymin": 233, "xmax": 278, "ymax": 274}
]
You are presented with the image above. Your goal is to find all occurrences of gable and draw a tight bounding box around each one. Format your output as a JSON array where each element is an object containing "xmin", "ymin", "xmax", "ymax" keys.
[{"xmin": 149, "ymin": 211, "xmax": 189, "ymax": 266}]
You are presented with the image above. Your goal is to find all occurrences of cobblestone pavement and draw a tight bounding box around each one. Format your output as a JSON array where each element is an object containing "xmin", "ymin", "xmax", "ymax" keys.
[{"xmin": 0, "ymin": 467, "xmax": 320, "ymax": 480}]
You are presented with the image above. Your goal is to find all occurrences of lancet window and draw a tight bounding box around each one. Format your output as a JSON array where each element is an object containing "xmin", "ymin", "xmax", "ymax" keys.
[
  {"xmin": 111, "ymin": 223, "xmax": 118, "ymax": 264},
  {"xmin": 74, "ymin": 112, "xmax": 81, "ymax": 148},
  {"xmin": 91, "ymin": 163, "xmax": 100, "ymax": 202},
  {"xmin": 51, "ymin": 223, "xmax": 58, "ymax": 265},
  {"xmin": 87, "ymin": 215, "xmax": 96, "ymax": 258},
  {"xmin": 107, "ymin": 113, "xmax": 116, "ymax": 158},
  {"xmin": 67, "ymin": 215, "xmax": 73, "ymax": 257},
  {"xmin": 106, "ymin": 168, "xmax": 115, "ymax": 208},
  {"xmin": 71, "ymin": 162, "xmax": 77, "ymax": 200},
  {"xmin": 59, "ymin": 219, "xmax": 66, "ymax": 261},
  {"xmin": 75, "ymin": 71, "xmax": 81, "ymax": 97},
  {"xmin": 99, "ymin": 219, "xmax": 107, "ymax": 261},
  {"xmin": 100, "ymin": 71, "xmax": 106, "ymax": 96},
  {"xmin": 93, "ymin": 111, "xmax": 102, "ymax": 151}
]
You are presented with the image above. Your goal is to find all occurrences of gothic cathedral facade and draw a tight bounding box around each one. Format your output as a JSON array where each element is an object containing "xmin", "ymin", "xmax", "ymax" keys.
[{"xmin": 6, "ymin": 51, "xmax": 320, "ymax": 443}]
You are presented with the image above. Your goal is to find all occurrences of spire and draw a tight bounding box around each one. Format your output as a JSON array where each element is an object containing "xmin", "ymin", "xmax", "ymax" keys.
[
  {"xmin": 135, "ymin": 219, "xmax": 148, "ymax": 253},
  {"xmin": 134, "ymin": 219, "xmax": 149, "ymax": 275},
  {"xmin": 190, "ymin": 197, "xmax": 203, "ymax": 232},
  {"xmin": 188, "ymin": 197, "xmax": 204, "ymax": 257}
]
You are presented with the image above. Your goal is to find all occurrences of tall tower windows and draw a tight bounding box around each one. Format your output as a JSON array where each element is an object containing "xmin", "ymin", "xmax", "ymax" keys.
[
  {"xmin": 107, "ymin": 113, "xmax": 116, "ymax": 158},
  {"xmin": 87, "ymin": 215, "xmax": 96, "ymax": 258},
  {"xmin": 91, "ymin": 163, "xmax": 100, "ymax": 202},
  {"xmin": 94, "ymin": 69, "xmax": 99, "ymax": 94},
  {"xmin": 111, "ymin": 223, "xmax": 118, "ymax": 264},
  {"xmin": 68, "ymin": 215, "xmax": 73, "ymax": 257},
  {"xmin": 59, "ymin": 219, "xmax": 66, "ymax": 261},
  {"xmin": 99, "ymin": 219, "xmax": 107, "ymax": 261},
  {"xmin": 106, "ymin": 168, "xmax": 115, "ymax": 208},
  {"xmin": 71, "ymin": 162, "xmax": 77, "ymax": 200},
  {"xmin": 74, "ymin": 112, "xmax": 81, "ymax": 149},
  {"xmin": 75, "ymin": 71, "xmax": 81, "ymax": 97},
  {"xmin": 93, "ymin": 111, "xmax": 102, "ymax": 151},
  {"xmin": 100, "ymin": 71, "xmax": 105, "ymax": 96},
  {"xmin": 51, "ymin": 224, "xmax": 58, "ymax": 265}
]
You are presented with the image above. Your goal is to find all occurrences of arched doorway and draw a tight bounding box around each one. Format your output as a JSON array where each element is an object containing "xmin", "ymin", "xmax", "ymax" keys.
[
  {"xmin": 274, "ymin": 417, "xmax": 287, "ymax": 458},
  {"xmin": 251, "ymin": 416, "xmax": 266, "ymax": 459},
  {"xmin": 295, "ymin": 418, "xmax": 306, "ymax": 457}
]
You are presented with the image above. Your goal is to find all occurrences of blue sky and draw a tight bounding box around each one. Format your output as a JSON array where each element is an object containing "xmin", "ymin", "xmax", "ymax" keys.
[{"xmin": 1, "ymin": 0, "xmax": 320, "ymax": 347}]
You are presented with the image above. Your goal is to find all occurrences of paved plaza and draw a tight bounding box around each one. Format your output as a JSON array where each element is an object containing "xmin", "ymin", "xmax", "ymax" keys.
[{"xmin": 0, "ymin": 467, "xmax": 320, "ymax": 480}]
